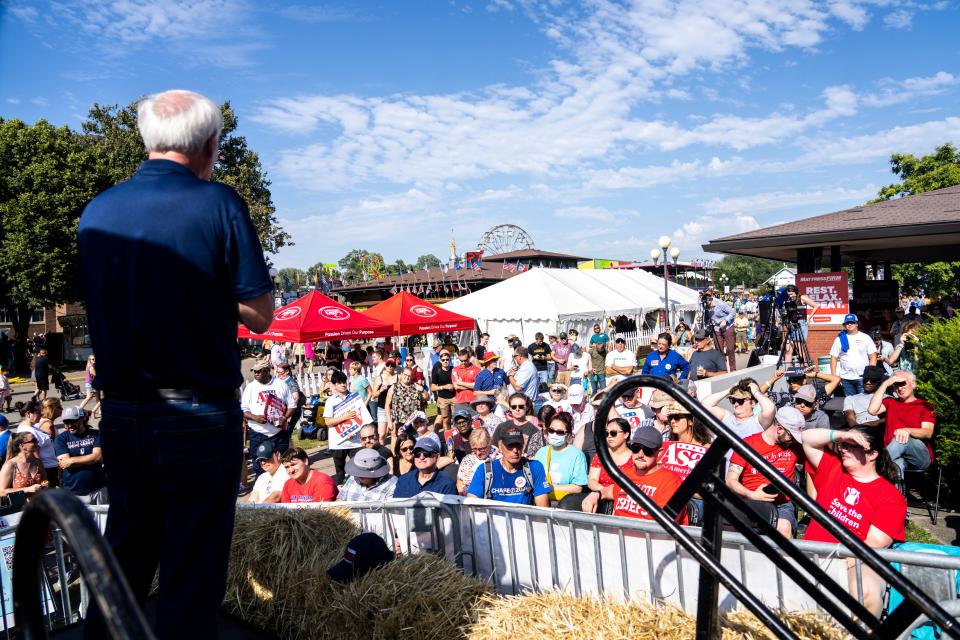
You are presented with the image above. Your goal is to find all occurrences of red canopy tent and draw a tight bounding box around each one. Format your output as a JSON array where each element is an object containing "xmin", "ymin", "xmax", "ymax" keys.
[
  {"xmin": 363, "ymin": 291, "xmax": 476, "ymax": 336},
  {"xmin": 237, "ymin": 290, "xmax": 393, "ymax": 342}
]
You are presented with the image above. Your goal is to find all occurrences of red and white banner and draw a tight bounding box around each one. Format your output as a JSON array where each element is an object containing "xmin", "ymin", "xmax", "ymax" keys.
[{"xmin": 796, "ymin": 272, "xmax": 849, "ymax": 325}]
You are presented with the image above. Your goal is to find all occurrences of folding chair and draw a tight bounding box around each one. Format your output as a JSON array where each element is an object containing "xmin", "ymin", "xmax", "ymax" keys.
[{"xmin": 903, "ymin": 462, "xmax": 943, "ymax": 525}]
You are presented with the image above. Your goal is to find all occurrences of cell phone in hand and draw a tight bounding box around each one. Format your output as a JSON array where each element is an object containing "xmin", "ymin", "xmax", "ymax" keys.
[{"xmin": 761, "ymin": 484, "xmax": 780, "ymax": 496}]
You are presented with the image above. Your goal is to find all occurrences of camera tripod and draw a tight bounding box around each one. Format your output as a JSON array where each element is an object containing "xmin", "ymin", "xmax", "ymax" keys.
[{"xmin": 694, "ymin": 298, "xmax": 725, "ymax": 353}]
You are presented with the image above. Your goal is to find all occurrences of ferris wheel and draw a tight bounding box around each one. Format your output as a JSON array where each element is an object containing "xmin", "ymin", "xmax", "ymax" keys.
[{"xmin": 477, "ymin": 224, "xmax": 535, "ymax": 256}]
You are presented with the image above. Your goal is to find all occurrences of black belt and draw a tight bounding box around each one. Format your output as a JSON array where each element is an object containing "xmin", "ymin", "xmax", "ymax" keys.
[{"xmin": 101, "ymin": 388, "xmax": 238, "ymax": 403}]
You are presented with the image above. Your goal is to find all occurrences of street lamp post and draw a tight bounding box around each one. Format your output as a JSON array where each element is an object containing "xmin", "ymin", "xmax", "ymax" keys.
[{"xmin": 652, "ymin": 236, "xmax": 680, "ymax": 331}]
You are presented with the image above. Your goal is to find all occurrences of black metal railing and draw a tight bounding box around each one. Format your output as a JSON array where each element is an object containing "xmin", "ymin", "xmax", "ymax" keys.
[
  {"xmin": 593, "ymin": 375, "xmax": 958, "ymax": 639},
  {"xmin": 12, "ymin": 490, "xmax": 154, "ymax": 640}
]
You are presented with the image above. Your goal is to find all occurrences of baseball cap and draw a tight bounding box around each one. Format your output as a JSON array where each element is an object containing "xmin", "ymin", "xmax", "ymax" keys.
[
  {"xmin": 664, "ymin": 401, "xmax": 691, "ymax": 417},
  {"xmin": 614, "ymin": 336, "xmax": 626, "ymax": 344},
  {"xmin": 630, "ymin": 425, "xmax": 663, "ymax": 449},
  {"xmin": 649, "ymin": 390, "xmax": 673, "ymax": 409},
  {"xmin": 693, "ymin": 328, "xmax": 709, "ymax": 341},
  {"xmin": 412, "ymin": 436, "xmax": 441, "ymax": 455},
  {"xmin": 402, "ymin": 410, "xmax": 428, "ymax": 428},
  {"xmin": 843, "ymin": 313, "xmax": 859, "ymax": 325},
  {"xmin": 775, "ymin": 406, "xmax": 805, "ymax": 441},
  {"xmin": 453, "ymin": 410, "xmax": 474, "ymax": 422},
  {"xmin": 62, "ymin": 406, "xmax": 85, "ymax": 422},
  {"xmin": 566, "ymin": 384, "xmax": 585, "ymax": 404},
  {"xmin": 500, "ymin": 427, "xmax": 524, "ymax": 446},
  {"xmin": 793, "ymin": 384, "xmax": 817, "ymax": 403},
  {"xmin": 571, "ymin": 343, "xmax": 582, "ymax": 354},
  {"xmin": 326, "ymin": 533, "xmax": 395, "ymax": 583},
  {"xmin": 862, "ymin": 365, "xmax": 887, "ymax": 382},
  {"xmin": 255, "ymin": 440, "xmax": 277, "ymax": 461},
  {"xmin": 344, "ymin": 448, "xmax": 390, "ymax": 479},
  {"xmin": 251, "ymin": 356, "xmax": 272, "ymax": 372},
  {"xmin": 559, "ymin": 332, "xmax": 567, "ymax": 339}
]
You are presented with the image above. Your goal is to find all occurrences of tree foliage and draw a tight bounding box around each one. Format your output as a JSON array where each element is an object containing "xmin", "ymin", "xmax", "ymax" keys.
[
  {"xmin": 82, "ymin": 100, "xmax": 290, "ymax": 253},
  {"xmin": 870, "ymin": 142, "xmax": 960, "ymax": 202},
  {"xmin": 415, "ymin": 254, "xmax": 441, "ymax": 270},
  {"xmin": 276, "ymin": 268, "xmax": 307, "ymax": 291},
  {"xmin": 915, "ymin": 317, "xmax": 960, "ymax": 474},
  {"xmin": 869, "ymin": 142, "xmax": 960, "ymax": 297},
  {"xmin": 713, "ymin": 255, "xmax": 788, "ymax": 289},
  {"xmin": 338, "ymin": 249, "xmax": 386, "ymax": 280},
  {"xmin": 0, "ymin": 118, "xmax": 109, "ymax": 368}
]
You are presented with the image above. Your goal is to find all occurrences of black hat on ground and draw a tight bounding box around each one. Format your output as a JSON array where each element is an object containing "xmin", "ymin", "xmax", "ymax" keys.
[{"xmin": 327, "ymin": 532, "xmax": 394, "ymax": 583}]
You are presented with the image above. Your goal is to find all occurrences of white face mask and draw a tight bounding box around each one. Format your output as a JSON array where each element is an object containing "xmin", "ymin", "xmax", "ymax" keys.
[{"xmin": 547, "ymin": 433, "xmax": 567, "ymax": 448}]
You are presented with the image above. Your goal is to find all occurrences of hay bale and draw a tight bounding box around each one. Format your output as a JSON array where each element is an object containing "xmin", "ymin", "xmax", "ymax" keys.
[
  {"xmin": 465, "ymin": 591, "xmax": 848, "ymax": 640},
  {"xmin": 224, "ymin": 507, "xmax": 491, "ymax": 640}
]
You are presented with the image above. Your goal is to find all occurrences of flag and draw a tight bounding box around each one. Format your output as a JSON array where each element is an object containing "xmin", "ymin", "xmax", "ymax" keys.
[
  {"xmin": 390, "ymin": 285, "xmax": 398, "ymax": 294},
  {"xmin": 518, "ymin": 262, "xmax": 528, "ymax": 273},
  {"xmin": 503, "ymin": 262, "xmax": 516, "ymax": 273}
]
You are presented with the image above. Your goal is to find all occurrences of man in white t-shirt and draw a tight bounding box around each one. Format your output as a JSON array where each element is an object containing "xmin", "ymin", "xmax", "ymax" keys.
[
  {"xmin": 241, "ymin": 357, "xmax": 294, "ymax": 477},
  {"xmin": 247, "ymin": 440, "xmax": 289, "ymax": 504},
  {"xmin": 604, "ymin": 337, "xmax": 637, "ymax": 387},
  {"xmin": 829, "ymin": 314, "xmax": 878, "ymax": 397},
  {"xmin": 323, "ymin": 369, "xmax": 374, "ymax": 486}
]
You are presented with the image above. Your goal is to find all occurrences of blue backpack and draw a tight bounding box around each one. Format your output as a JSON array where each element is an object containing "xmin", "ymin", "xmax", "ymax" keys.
[{"xmin": 886, "ymin": 541, "xmax": 960, "ymax": 639}]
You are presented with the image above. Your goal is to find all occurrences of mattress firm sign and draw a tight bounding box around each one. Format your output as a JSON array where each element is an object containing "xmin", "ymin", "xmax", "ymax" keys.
[{"xmin": 796, "ymin": 272, "xmax": 850, "ymax": 325}]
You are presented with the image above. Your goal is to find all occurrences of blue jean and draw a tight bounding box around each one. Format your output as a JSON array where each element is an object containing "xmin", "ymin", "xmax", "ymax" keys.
[
  {"xmin": 588, "ymin": 373, "xmax": 606, "ymax": 396},
  {"xmin": 537, "ymin": 369, "xmax": 549, "ymax": 389},
  {"xmin": 841, "ymin": 378, "xmax": 864, "ymax": 396},
  {"xmin": 248, "ymin": 428, "xmax": 291, "ymax": 477},
  {"xmin": 84, "ymin": 397, "xmax": 242, "ymax": 640},
  {"xmin": 886, "ymin": 437, "xmax": 932, "ymax": 475}
]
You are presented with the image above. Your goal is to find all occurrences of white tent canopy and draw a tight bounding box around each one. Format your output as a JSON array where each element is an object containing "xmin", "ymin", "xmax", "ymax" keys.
[{"xmin": 441, "ymin": 268, "xmax": 700, "ymax": 347}]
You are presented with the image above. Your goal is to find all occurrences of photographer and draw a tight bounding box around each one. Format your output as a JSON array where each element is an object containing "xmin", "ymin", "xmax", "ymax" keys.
[
  {"xmin": 783, "ymin": 285, "xmax": 820, "ymax": 341},
  {"xmin": 702, "ymin": 290, "xmax": 737, "ymax": 372}
]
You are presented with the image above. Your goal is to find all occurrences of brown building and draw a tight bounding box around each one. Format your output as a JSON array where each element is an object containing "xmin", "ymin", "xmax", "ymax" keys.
[
  {"xmin": 1, "ymin": 302, "xmax": 91, "ymax": 363},
  {"xmin": 332, "ymin": 249, "xmax": 587, "ymax": 308}
]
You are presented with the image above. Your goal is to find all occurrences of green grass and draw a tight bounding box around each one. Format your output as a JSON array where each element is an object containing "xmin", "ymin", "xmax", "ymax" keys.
[{"xmin": 905, "ymin": 520, "xmax": 941, "ymax": 545}]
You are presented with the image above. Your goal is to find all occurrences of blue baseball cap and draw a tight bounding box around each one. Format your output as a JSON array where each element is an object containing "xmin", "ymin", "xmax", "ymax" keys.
[
  {"xmin": 843, "ymin": 313, "xmax": 859, "ymax": 325},
  {"xmin": 255, "ymin": 440, "xmax": 277, "ymax": 461},
  {"xmin": 412, "ymin": 435, "xmax": 441, "ymax": 455}
]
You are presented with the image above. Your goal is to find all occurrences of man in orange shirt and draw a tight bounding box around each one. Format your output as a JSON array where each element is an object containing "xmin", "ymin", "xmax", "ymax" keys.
[
  {"xmin": 452, "ymin": 348, "xmax": 481, "ymax": 415},
  {"xmin": 584, "ymin": 425, "xmax": 687, "ymax": 523}
]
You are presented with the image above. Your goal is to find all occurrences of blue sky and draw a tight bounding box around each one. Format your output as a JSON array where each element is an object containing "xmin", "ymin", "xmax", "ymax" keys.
[{"xmin": 2, "ymin": 0, "xmax": 959, "ymax": 270}]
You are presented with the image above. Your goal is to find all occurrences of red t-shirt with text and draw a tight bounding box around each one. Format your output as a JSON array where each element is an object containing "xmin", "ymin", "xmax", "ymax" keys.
[
  {"xmin": 281, "ymin": 471, "xmax": 337, "ymax": 504},
  {"xmin": 882, "ymin": 397, "xmax": 936, "ymax": 461},
  {"xmin": 728, "ymin": 433, "xmax": 800, "ymax": 503},
  {"xmin": 657, "ymin": 440, "xmax": 708, "ymax": 480},
  {"xmin": 612, "ymin": 466, "xmax": 688, "ymax": 524},
  {"xmin": 803, "ymin": 452, "xmax": 905, "ymax": 544}
]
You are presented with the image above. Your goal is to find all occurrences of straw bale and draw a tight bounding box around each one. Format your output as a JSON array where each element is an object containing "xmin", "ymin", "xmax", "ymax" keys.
[{"xmin": 465, "ymin": 591, "xmax": 849, "ymax": 640}]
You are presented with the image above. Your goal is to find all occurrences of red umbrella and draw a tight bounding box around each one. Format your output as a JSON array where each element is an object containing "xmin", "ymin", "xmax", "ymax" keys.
[
  {"xmin": 364, "ymin": 291, "xmax": 476, "ymax": 336},
  {"xmin": 238, "ymin": 290, "xmax": 393, "ymax": 342}
]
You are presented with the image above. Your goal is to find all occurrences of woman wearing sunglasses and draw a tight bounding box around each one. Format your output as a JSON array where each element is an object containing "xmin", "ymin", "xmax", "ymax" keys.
[
  {"xmin": 533, "ymin": 412, "xmax": 587, "ymax": 504},
  {"xmin": 801, "ymin": 426, "xmax": 905, "ymax": 617},
  {"xmin": 583, "ymin": 418, "xmax": 634, "ymax": 514},
  {"xmin": 491, "ymin": 393, "xmax": 537, "ymax": 450},
  {"xmin": 392, "ymin": 432, "xmax": 418, "ymax": 477},
  {"xmin": 582, "ymin": 425, "xmax": 687, "ymax": 523},
  {"xmin": 0, "ymin": 432, "xmax": 47, "ymax": 499}
]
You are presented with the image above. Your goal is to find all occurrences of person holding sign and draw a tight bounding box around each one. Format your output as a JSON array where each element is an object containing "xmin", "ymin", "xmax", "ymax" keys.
[
  {"xmin": 323, "ymin": 370, "xmax": 374, "ymax": 485},
  {"xmin": 241, "ymin": 357, "xmax": 295, "ymax": 478}
]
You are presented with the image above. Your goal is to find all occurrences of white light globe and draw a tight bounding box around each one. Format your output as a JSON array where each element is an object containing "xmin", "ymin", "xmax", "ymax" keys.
[
  {"xmin": 658, "ymin": 235, "xmax": 672, "ymax": 249},
  {"xmin": 650, "ymin": 249, "xmax": 661, "ymax": 260},
  {"xmin": 670, "ymin": 247, "xmax": 681, "ymax": 259}
]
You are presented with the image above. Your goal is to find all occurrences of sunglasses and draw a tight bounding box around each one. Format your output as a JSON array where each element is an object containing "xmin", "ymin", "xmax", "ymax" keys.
[
  {"xmin": 605, "ymin": 430, "xmax": 626, "ymax": 438},
  {"xmin": 21, "ymin": 439, "xmax": 36, "ymax": 444},
  {"xmin": 891, "ymin": 381, "xmax": 907, "ymax": 389},
  {"xmin": 627, "ymin": 443, "xmax": 659, "ymax": 456},
  {"xmin": 550, "ymin": 388, "xmax": 564, "ymax": 393},
  {"xmin": 503, "ymin": 442, "xmax": 524, "ymax": 451},
  {"xmin": 729, "ymin": 397, "xmax": 749, "ymax": 405},
  {"xmin": 413, "ymin": 450, "xmax": 437, "ymax": 459},
  {"xmin": 546, "ymin": 427, "xmax": 568, "ymax": 436},
  {"xmin": 510, "ymin": 404, "xmax": 527, "ymax": 410},
  {"xmin": 838, "ymin": 442, "xmax": 870, "ymax": 453},
  {"xmin": 399, "ymin": 446, "xmax": 414, "ymax": 453},
  {"xmin": 794, "ymin": 399, "xmax": 814, "ymax": 408},
  {"xmin": 360, "ymin": 435, "xmax": 377, "ymax": 441}
]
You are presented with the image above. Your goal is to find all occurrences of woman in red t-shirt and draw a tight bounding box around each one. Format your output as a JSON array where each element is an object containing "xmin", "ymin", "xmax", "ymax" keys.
[
  {"xmin": 801, "ymin": 426, "xmax": 905, "ymax": 617},
  {"xmin": 583, "ymin": 418, "xmax": 634, "ymax": 513}
]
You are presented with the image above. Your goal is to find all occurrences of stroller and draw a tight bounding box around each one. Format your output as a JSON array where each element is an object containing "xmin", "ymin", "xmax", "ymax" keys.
[{"xmin": 52, "ymin": 369, "xmax": 83, "ymax": 401}]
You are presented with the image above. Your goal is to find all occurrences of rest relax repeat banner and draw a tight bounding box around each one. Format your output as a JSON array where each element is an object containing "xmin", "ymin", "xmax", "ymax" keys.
[{"xmin": 796, "ymin": 272, "xmax": 850, "ymax": 325}]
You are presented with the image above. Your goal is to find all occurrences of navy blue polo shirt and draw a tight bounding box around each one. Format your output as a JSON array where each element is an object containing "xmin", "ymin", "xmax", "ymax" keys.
[
  {"xmin": 78, "ymin": 160, "xmax": 273, "ymax": 391},
  {"xmin": 54, "ymin": 429, "xmax": 105, "ymax": 495},
  {"xmin": 393, "ymin": 468, "xmax": 458, "ymax": 498}
]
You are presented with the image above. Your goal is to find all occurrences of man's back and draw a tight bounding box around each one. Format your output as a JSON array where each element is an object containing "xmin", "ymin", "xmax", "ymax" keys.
[{"xmin": 79, "ymin": 160, "xmax": 271, "ymax": 391}]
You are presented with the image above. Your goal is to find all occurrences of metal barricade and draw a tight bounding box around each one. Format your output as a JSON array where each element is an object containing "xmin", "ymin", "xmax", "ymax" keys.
[{"xmin": 592, "ymin": 374, "xmax": 959, "ymax": 639}]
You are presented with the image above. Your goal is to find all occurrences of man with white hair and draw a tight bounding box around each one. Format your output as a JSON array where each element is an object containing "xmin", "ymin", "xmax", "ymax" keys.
[
  {"xmin": 866, "ymin": 369, "xmax": 936, "ymax": 475},
  {"xmin": 78, "ymin": 90, "xmax": 273, "ymax": 639}
]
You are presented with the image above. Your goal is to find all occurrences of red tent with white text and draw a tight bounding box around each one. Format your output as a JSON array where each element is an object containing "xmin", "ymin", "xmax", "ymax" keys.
[
  {"xmin": 363, "ymin": 291, "xmax": 476, "ymax": 336},
  {"xmin": 237, "ymin": 290, "xmax": 393, "ymax": 342}
]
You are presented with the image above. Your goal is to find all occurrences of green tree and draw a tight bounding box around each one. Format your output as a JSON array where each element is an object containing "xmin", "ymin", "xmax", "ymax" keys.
[
  {"xmin": 870, "ymin": 142, "xmax": 960, "ymax": 297},
  {"xmin": 0, "ymin": 118, "xmax": 109, "ymax": 370},
  {"xmin": 915, "ymin": 317, "xmax": 960, "ymax": 474},
  {"xmin": 276, "ymin": 268, "xmax": 307, "ymax": 291},
  {"xmin": 870, "ymin": 142, "xmax": 960, "ymax": 202},
  {"xmin": 82, "ymin": 100, "xmax": 290, "ymax": 253},
  {"xmin": 713, "ymin": 255, "xmax": 787, "ymax": 289},
  {"xmin": 414, "ymin": 254, "xmax": 441, "ymax": 270}
]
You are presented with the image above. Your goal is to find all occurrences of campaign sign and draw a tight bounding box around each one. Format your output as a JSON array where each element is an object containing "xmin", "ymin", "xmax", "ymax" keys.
[
  {"xmin": 796, "ymin": 272, "xmax": 849, "ymax": 325},
  {"xmin": 331, "ymin": 392, "xmax": 367, "ymax": 440}
]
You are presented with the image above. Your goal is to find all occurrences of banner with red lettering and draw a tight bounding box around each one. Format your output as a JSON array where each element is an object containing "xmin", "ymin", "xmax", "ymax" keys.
[{"xmin": 796, "ymin": 272, "xmax": 850, "ymax": 325}]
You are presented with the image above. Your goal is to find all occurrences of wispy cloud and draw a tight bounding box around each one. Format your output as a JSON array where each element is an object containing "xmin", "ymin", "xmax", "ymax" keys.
[
  {"xmin": 862, "ymin": 71, "xmax": 958, "ymax": 107},
  {"xmin": 276, "ymin": 4, "xmax": 369, "ymax": 23},
  {"xmin": 702, "ymin": 186, "xmax": 877, "ymax": 215}
]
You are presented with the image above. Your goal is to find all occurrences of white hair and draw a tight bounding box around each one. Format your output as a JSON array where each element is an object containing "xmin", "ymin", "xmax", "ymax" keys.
[
  {"xmin": 137, "ymin": 90, "xmax": 222, "ymax": 154},
  {"xmin": 893, "ymin": 369, "xmax": 916, "ymax": 382}
]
